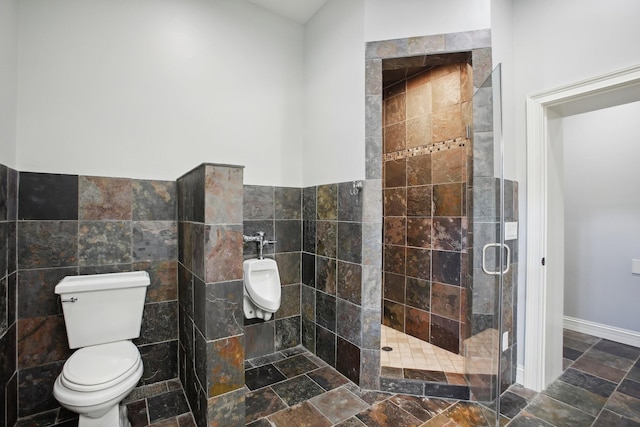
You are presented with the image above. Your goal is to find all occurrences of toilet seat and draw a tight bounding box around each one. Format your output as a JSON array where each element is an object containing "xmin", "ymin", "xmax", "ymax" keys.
[{"xmin": 61, "ymin": 341, "xmax": 141, "ymax": 392}]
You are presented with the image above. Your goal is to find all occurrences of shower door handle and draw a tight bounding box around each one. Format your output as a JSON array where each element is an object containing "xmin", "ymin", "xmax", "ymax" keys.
[{"xmin": 481, "ymin": 243, "xmax": 511, "ymax": 275}]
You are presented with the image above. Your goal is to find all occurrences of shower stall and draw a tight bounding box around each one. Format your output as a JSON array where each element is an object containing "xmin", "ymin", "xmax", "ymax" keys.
[{"xmin": 367, "ymin": 33, "xmax": 519, "ymax": 425}]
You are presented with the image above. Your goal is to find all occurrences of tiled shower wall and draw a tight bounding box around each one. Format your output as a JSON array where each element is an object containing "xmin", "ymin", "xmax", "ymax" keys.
[
  {"xmin": 1, "ymin": 164, "xmax": 18, "ymax": 427},
  {"xmin": 13, "ymin": 172, "xmax": 179, "ymax": 424},
  {"xmin": 242, "ymin": 185, "xmax": 302, "ymax": 359},
  {"xmin": 382, "ymin": 62, "xmax": 473, "ymax": 355},
  {"xmin": 300, "ymin": 181, "xmax": 381, "ymax": 387},
  {"xmin": 177, "ymin": 164, "xmax": 245, "ymax": 427}
]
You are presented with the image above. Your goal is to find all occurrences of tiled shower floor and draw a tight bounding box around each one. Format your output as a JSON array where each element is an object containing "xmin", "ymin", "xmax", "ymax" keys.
[
  {"xmin": 27, "ymin": 330, "xmax": 640, "ymax": 426},
  {"xmin": 380, "ymin": 324, "xmax": 465, "ymax": 373}
]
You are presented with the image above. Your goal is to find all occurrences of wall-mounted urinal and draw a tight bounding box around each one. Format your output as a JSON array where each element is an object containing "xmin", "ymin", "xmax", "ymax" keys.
[{"xmin": 243, "ymin": 258, "xmax": 282, "ymax": 320}]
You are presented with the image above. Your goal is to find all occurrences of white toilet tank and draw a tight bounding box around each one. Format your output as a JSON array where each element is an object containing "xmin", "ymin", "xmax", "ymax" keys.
[{"xmin": 55, "ymin": 271, "xmax": 150, "ymax": 349}]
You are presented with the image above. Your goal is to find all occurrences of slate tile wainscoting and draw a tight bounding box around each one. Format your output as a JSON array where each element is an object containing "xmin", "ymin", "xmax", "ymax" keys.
[
  {"xmin": 13, "ymin": 171, "xmax": 179, "ymax": 426},
  {"xmin": 1, "ymin": 164, "xmax": 18, "ymax": 427},
  {"xmin": 177, "ymin": 164, "xmax": 246, "ymax": 427}
]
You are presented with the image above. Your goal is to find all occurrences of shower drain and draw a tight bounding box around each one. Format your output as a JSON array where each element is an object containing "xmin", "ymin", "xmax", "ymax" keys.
[{"xmin": 381, "ymin": 346, "xmax": 393, "ymax": 352}]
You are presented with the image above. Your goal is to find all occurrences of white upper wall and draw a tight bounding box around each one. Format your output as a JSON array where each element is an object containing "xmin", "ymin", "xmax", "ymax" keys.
[
  {"xmin": 302, "ymin": 0, "xmax": 365, "ymax": 187},
  {"xmin": 16, "ymin": 0, "xmax": 304, "ymax": 185},
  {"xmin": 0, "ymin": 0, "xmax": 19, "ymax": 168},
  {"xmin": 563, "ymin": 102, "xmax": 640, "ymax": 332},
  {"xmin": 364, "ymin": 0, "xmax": 490, "ymax": 42},
  {"xmin": 302, "ymin": 0, "xmax": 491, "ymax": 186}
]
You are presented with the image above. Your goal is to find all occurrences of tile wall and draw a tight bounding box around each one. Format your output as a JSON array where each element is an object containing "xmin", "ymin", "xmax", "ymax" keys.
[
  {"xmin": 242, "ymin": 185, "xmax": 302, "ymax": 359},
  {"xmin": 177, "ymin": 164, "xmax": 245, "ymax": 427},
  {"xmin": 382, "ymin": 62, "xmax": 473, "ymax": 355},
  {"xmin": 300, "ymin": 181, "xmax": 381, "ymax": 388},
  {"xmin": 1, "ymin": 164, "xmax": 18, "ymax": 427},
  {"xmin": 14, "ymin": 171, "xmax": 179, "ymax": 424}
]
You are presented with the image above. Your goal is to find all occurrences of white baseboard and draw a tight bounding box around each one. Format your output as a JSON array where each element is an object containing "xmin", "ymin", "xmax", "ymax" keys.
[
  {"xmin": 563, "ymin": 316, "xmax": 640, "ymax": 348},
  {"xmin": 516, "ymin": 364, "xmax": 525, "ymax": 385}
]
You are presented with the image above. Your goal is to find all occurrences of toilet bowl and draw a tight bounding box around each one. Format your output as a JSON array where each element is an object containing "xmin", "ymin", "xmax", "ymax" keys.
[
  {"xmin": 53, "ymin": 271, "xmax": 150, "ymax": 427},
  {"xmin": 243, "ymin": 258, "xmax": 282, "ymax": 320}
]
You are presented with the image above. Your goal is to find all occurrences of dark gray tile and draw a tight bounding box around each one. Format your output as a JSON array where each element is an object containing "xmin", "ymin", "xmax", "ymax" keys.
[
  {"xmin": 18, "ymin": 172, "xmax": 78, "ymax": 220},
  {"xmin": 307, "ymin": 366, "xmax": 350, "ymax": 391},
  {"xmin": 18, "ymin": 221, "xmax": 78, "ymax": 269},
  {"xmin": 526, "ymin": 394, "xmax": 595, "ymax": 427},
  {"xmin": 244, "ymin": 186, "xmax": 274, "ymax": 220},
  {"xmin": 245, "ymin": 387, "xmax": 287, "ymax": 424},
  {"xmin": 303, "ymin": 187, "xmax": 317, "ymax": 221},
  {"xmin": 543, "ymin": 379, "xmax": 606, "ymax": 416},
  {"xmin": 594, "ymin": 339, "xmax": 640, "ymax": 361},
  {"xmin": 316, "ymin": 326, "xmax": 336, "ymax": 366},
  {"xmin": 337, "ymin": 222, "xmax": 361, "ymax": 264},
  {"xmin": 388, "ymin": 395, "xmax": 452, "ymax": 422},
  {"xmin": 423, "ymin": 382, "xmax": 470, "ymax": 400},
  {"xmin": 271, "ymin": 375, "xmax": 325, "ymax": 406},
  {"xmin": 275, "ymin": 316, "xmax": 301, "ymax": 351},
  {"xmin": 620, "ymin": 379, "xmax": 640, "ymax": 400},
  {"xmin": 593, "ymin": 409, "xmax": 640, "ymax": 427},
  {"xmin": 17, "ymin": 267, "xmax": 76, "ymax": 318},
  {"xmin": 559, "ymin": 368, "xmax": 617, "ymax": 398},
  {"xmin": 245, "ymin": 364, "xmax": 287, "ymax": 391},
  {"xmin": 336, "ymin": 299, "xmax": 362, "ymax": 347},
  {"xmin": 18, "ymin": 361, "xmax": 63, "ymax": 417},
  {"xmin": 275, "ymin": 187, "xmax": 301, "ymax": 220},
  {"xmin": 134, "ymin": 301, "xmax": 178, "ymax": 345},
  {"xmin": 338, "ymin": 181, "xmax": 363, "ymax": 222},
  {"xmin": 275, "ymin": 252, "xmax": 300, "ymax": 286},
  {"xmin": 132, "ymin": 221, "xmax": 177, "ymax": 261},
  {"xmin": 139, "ymin": 340, "xmax": 178, "ymax": 385},
  {"xmin": 316, "ymin": 292, "xmax": 336, "ymax": 331},
  {"xmin": 336, "ymin": 337, "xmax": 361, "ymax": 384},
  {"xmin": 273, "ymin": 354, "xmax": 319, "ymax": 378},
  {"xmin": 245, "ymin": 321, "xmax": 275, "ymax": 360},
  {"xmin": 147, "ymin": 390, "xmax": 190, "ymax": 423},
  {"xmin": 194, "ymin": 279, "xmax": 243, "ymax": 341},
  {"xmin": 79, "ymin": 221, "xmax": 131, "ymax": 266},
  {"xmin": 275, "ymin": 220, "xmax": 301, "ymax": 253}
]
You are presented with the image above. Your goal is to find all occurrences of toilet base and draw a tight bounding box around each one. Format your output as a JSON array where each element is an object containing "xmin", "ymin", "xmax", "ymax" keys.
[{"xmin": 78, "ymin": 404, "xmax": 130, "ymax": 427}]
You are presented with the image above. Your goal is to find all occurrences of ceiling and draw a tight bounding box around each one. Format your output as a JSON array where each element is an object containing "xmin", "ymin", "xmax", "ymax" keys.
[{"xmin": 247, "ymin": 0, "xmax": 329, "ymax": 24}]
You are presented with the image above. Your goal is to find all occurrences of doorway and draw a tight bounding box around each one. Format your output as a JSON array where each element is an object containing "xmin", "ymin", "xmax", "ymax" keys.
[{"xmin": 524, "ymin": 64, "xmax": 640, "ymax": 391}]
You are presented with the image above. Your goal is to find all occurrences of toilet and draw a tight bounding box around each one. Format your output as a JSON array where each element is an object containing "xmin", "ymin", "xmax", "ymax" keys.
[
  {"xmin": 243, "ymin": 258, "xmax": 281, "ymax": 321},
  {"xmin": 53, "ymin": 271, "xmax": 150, "ymax": 427}
]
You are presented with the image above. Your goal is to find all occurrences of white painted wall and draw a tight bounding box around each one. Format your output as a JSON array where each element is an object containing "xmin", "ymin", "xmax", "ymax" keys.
[
  {"xmin": 563, "ymin": 101, "xmax": 640, "ymax": 332},
  {"xmin": 510, "ymin": 0, "xmax": 640, "ymax": 366},
  {"xmin": 302, "ymin": 0, "xmax": 365, "ymax": 187},
  {"xmin": 16, "ymin": 0, "xmax": 304, "ymax": 185},
  {"xmin": 364, "ymin": 0, "xmax": 490, "ymax": 42},
  {"xmin": 0, "ymin": 0, "xmax": 18, "ymax": 168}
]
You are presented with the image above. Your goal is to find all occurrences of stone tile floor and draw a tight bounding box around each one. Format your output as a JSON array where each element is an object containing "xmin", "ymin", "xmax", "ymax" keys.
[{"xmin": 27, "ymin": 329, "xmax": 640, "ymax": 426}]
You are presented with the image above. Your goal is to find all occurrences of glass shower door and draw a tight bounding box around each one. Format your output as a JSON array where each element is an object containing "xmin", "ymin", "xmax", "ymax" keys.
[{"xmin": 465, "ymin": 64, "xmax": 515, "ymax": 425}]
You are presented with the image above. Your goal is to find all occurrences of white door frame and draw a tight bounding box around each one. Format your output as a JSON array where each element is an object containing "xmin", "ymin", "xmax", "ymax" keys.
[{"xmin": 524, "ymin": 64, "xmax": 640, "ymax": 392}]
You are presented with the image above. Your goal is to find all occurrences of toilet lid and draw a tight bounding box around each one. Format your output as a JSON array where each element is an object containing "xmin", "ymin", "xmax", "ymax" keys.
[{"xmin": 61, "ymin": 341, "xmax": 140, "ymax": 392}]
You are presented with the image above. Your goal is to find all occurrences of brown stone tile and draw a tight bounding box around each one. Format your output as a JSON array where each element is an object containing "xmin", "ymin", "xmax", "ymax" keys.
[
  {"xmin": 406, "ymin": 277, "xmax": 430, "ymax": 311},
  {"xmin": 406, "ymin": 75, "xmax": 432, "ymax": 119},
  {"xmin": 432, "ymin": 148, "xmax": 465, "ymax": 184},
  {"xmin": 461, "ymin": 63, "xmax": 473, "ymax": 102},
  {"xmin": 17, "ymin": 315, "xmax": 71, "ymax": 368},
  {"xmin": 432, "ymin": 104, "xmax": 463, "ymax": 142},
  {"xmin": 383, "ymin": 245, "xmax": 405, "ymax": 275},
  {"xmin": 384, "ymin": 122, "xmax": 406, "ymax": 153},
  {"xmin": 385, "ymin": 159, "xmax": 406, "ymax": 188},
  {"xmin": 204, "ymin": 166, "xmax": 243, "ymax": 225},
  {"xmin": 433, "ymin": 183, "xmax": 462, "ymax": 216},
  {"xmin": 581, "ymin": 348, "xmax": 635, "ymax": 372},
  {"xmin": 204, "ymin": 224, "xmax": 243, "ymax": 283},
  {"xmin": 356, "ymin": 400, "xmax": 422, "ymax": 427},
  {"xmin": 443, "ymin": 401, "xmax": 492, "ymax": 426},
  {"xmin": 383, "ymin": 300, "xmax": 404, "ymax": 331},
  {"xmin": 406, "ymin": 185, "xmax": 432, "ymax": 217},
  {"xmin": 389, "ymin": 395, "xmax": 452, "ymax": 422},
  {"xmin": 384, "ymin": 188, "xmax": 406, "ymax": 217},
  {"xmin": 405, "ymin": 307, "xmax": 430, "ymax": 342},
  {"xmin": 431, "ymin": 282, "xmax": 461, "ymax": 321},
  {"xmin": 307, "ymin": 366, "xmax": 350, "ymax": 391},
  {"xmin": 244, "ymin": 387, "xmax": 287, "ymax": 424},
  {"xmin": 406, "ymin": 218, "xmax": 431, "ymax": 248},
  {"xmin": 337, "ymin": 261, "xmax": 362, "ymax": 305},
  {"xmin": 269, "ymin": 401, "xmax": 332, "ymax": 427},
  {"xmin": 384, "ymin": 217, "xmax": 406, "ymax": 245},
  {"xmin": 432, "ymin": 67, "xmax": 461, "ymax": 111},
  {"xmin": 526, "ymin": 393, "xmax": 595, "ymax": 426},
  {"xmin": 317, "ymin": 185, "xmax": 338, "ymax": 221},
  {"xmin": 544, "ymin": 379, "xmax": 606, "ymax": 417},
  {"xmin": 571, "ymin": 354, "xmax": 627, "ymax": 383},
  {"xmin": 406, "ymin": 247, "xmax": 430, "ymax": 280},
  {"xmin": 383, "ymin": 272, "xmax": 405, "ymax": 303},
  {"xmin": 407, "ymin": 154, "xmax": 431, "ymax": 186},
  {"xmin": 406, "ymin": 115, "xmax": 431, "ymax": 148},
  {"xmin": 205, "ymin": 335, "xmax": 244, "ymax": 397},
  {"xmin": 432, "ymin": 217, "xmax": 462, "ymax": 252},
  {"xmin": 135, "ymin": 260, "xmax": 177, "ymax": 303},
  {"xmin": 384, "ymin": 93, "xmax": 406, "ymax": 127},
  {"xmin": 79, "ymin": 176, "xmax": 132, "ymax": 220},
  {"xmin": 430, "ymin": 314, "xmax": 459, "ymax": 354}
]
